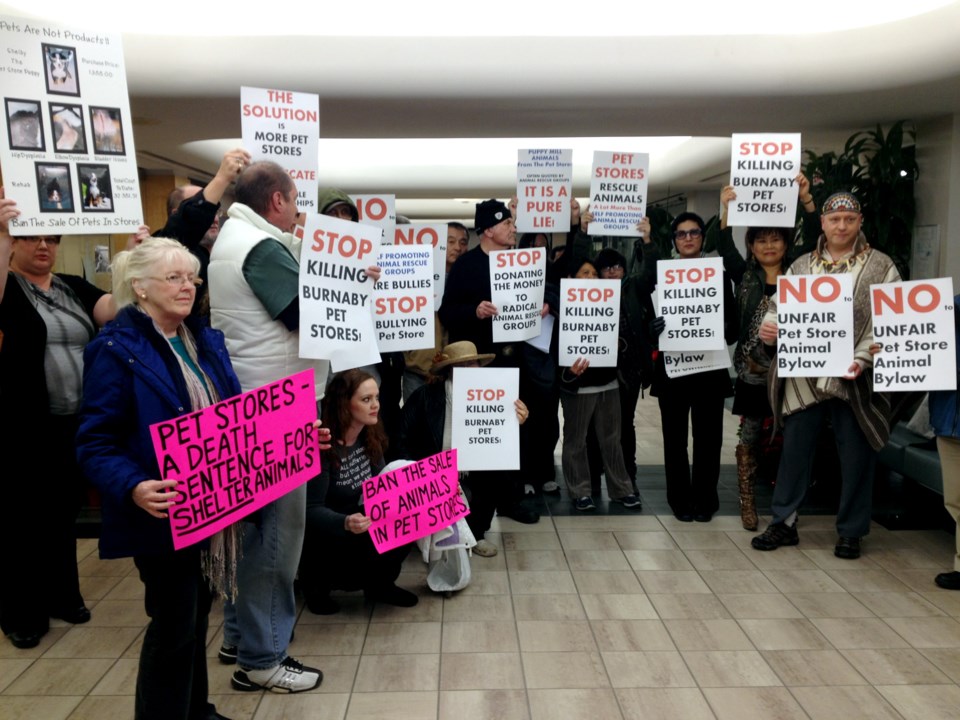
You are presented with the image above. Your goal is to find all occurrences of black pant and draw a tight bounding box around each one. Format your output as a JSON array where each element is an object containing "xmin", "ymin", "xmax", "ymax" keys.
[
  {"xmin": 463, "ymin": 470, "xmax": 515, "ymax": 540},
  {"xmin": 658, "ymin": 390, "xmax": 724, "ymax": 517},
  {"xmin": 134, "ymin": 548, "xmax": 216, "ymax": 720},
  {"xmin": 519, "ymin": 380, "xmax": 560, "ymax": 488},
  {"xmin": 300, "ymin": 525, "xmax": 409, "ymax": 602}
]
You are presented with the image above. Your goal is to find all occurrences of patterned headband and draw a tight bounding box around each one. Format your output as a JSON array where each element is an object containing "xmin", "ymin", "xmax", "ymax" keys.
[{"xmin": 821, "ymin": 192, "xmax": 861, "ymax": 215}]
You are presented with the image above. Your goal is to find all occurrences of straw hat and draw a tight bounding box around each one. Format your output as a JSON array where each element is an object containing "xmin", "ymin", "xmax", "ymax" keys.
[{"xmin": 430, "ymin": 341, "xmax": 495, "ymax": 373}]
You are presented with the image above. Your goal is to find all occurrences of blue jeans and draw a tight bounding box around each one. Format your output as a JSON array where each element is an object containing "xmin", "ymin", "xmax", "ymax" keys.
[{"xmin": 223, "ymin": 485, "xmax": 306, "ymax": 670}]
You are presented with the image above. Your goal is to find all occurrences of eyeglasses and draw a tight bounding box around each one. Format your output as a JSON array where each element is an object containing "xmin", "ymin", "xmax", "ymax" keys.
[
  {"xmin": 151, "ymin": 273, "xmax": 202, "ymax": 287},
  {"xmin": 19, "ymin": 236, "xmax": 61, "ymax": 245},
  {"xmin": 674, "ymin": 229, "xmax": 703, "ymax": 240}
]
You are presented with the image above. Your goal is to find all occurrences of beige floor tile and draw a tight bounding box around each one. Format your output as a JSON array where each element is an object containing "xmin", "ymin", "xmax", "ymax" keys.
[
  {"xmin": 292, "ymin": 623, "xmax": 368, "ymax": 655},
  {"xmin": 88, "ymin": 658, "xmax": 137, "ymax": 695},
  {"xmin": 786, "ymin": 592, "xmax": 874, "ymax": 618},
  {"xmin": 439, "ymin": 652, "xmax": 524, "ymax": 690},
  {"xmin": 744, "ymin": 546, "xmax": 818, "ymax": 571},
  {"xmin": 501, "ymin": 532, "xmax": 562, "ymax": 551},
  {"xmin": 345, "ymin": 690, "xmax": 438, "ymax": 720},
  {"xmin": 438, "ymin": 689, "xmax": 530, "ymax": 720},
  {"xmin": 517, "ymin": 621, "xmax": 597, "ymax": 653},
  {"xmin": 717, "ymin": 593, "xmax": 803, "ymax": 619},
  {"xmin": 353, "ymin": 653, "xmax": 440, "ymax": 692},
  {"xmin": 527, "ymin": 688, "xmax": 623, "ymax": 720},
  {"xmin": 612, "ymin": 531, "xmax": 678, "ymax": 550},
  {"xmin": 254, "ymin": 692, "xmax": 349, "ymax": 720},
  {"xmin": 791, "ymin": 685, "xmax": 903, "ymax": 720},
  {"xmin": 590, "ymin": 620, "xmax": 676, "ymax": 652},
  {"xmin": 522, "ymin": 650, "xmax": 609, "ymax": 689},
  {"xmin": 762, "ymin": 649, "xmax": 866, "ymax": 686},
  {"xmin": 602, "ymin": 650, "xmax": 694, "ymax": 688},
  {"xmin": 513, "ymin": 594, "xmax": 586, "ymax": 621},
  {"xmin": 442, "ymin": 594, "xmax": 514, "ymax": 622},
  {"xmin": 663, "ymin": 619, "xmax": 753, "ymax": 651},
  {"xmin": 553, "ymin": 515, "xmax": 661, "ymax": 532},
  {"xmin": 43, "ymin": 627, "xmax": 142, "ymax": 659},
  {"xmin": 682, "ymin": 650, "xmax": 781, "ymax": 687},
  {"xmin": 298, "ymin": 598, "xmax": 374, "ymax": 625},
  {"xmin": 648, "ymin": 593, "xmax": 732, "ymax": 620},
  {"xmin": 919, "ymin": 648, "xmax": 960, "ymax": 683},
  {"xmin": 0, "ymin": 659, "xmax": 32, "ymax": 693},
  {"xmin": 810, "ymin": 618, "xmax": 910, "ymax": 649},
  {"xmin": 701, "ymin": 686, "xmax": 808, "ymax": 720},
  {"xmin": 368, "ymin": 594, "xmax": 439, "ymax": 623},
  {"xmin": 737, "ymin": 618, "xmax": 831, "ymax": 651},
  {"xmin": 875, "ymin": 684, "xmax": 960, "ymax": 720},
  {"xmin": 119, "ymin": 630, "xmax": 143, "ymax": 660},
  {"xmin": 4, "ymin": 658, "xmax": 114, "ymax": 696},
  {"xmin": 456, "ymin": 570, "xmax": 510, "ymax": 596},
  {"xmin": 801, "ymin": 548, "xmax": 881, "ymax": 571},
  {"xmin": 622, "ymin": 550, "xmax": 693, "ymax": 572},
  {"xmin": 883, "ymin": 616, "xmax": 960, "ymax": 648},
  {"xmin": 840, "ymin": 647, "xmax": 950, "ymax": 684},
  {"xmin": 850, "ymin": 591, "xmax": 945, "ymax": 617},
  {"xmin": 920, "ymin": 590, "xmax": 960, "ymax": 617},
  {"xmin": 635, "ymin": 571, "xmax": 711, "ymax": 595},
  {"xmin": 558, "ymin": 531, "xmax": 621, "ymax": 551},
  {"xmin": 684, "ymin": 549, "xmax": 756, "ymax": 571},
  {"xmin": 615, "ymin": 687, "xmax": 715, "ymax": 720},
  {"xmin": 101, "ymin": 576, "xmax": 145, "ymax": 602},
  {"xmin": 80, "ymin": 601, "xmax": 147, "ymax": 628},
  {"xmin": 566, "ymin": 550, "xmax": 631, "ymax": 572},
  {"xmin": 0, "ymin": 696, "xmax": 81, "ymax": 720},
  {"xmin": 66, "ymin": 695, "xmax": 135, "ymax": 720},
  {"xmin": 508, "ymin": 570, "xmax": 578, "ymax": 595},
  {"xmin": 762, "ymin": 569, "xmax": 845, "ymax": 594},
  {"xmin": 887, "ymin": 568, "xmax": 949, "ymax": 591},
  {"xmin": 869, "ymin": 548, "xmax": 945, "ymax": 571},
  {"xmin": 668, "ymin": 531, "xmax": 737, "ymax": 550},
  {"xmin": 825, "ymin": 569, "xmax": 913, "ymax": 593},
  {"xmin": 699, "ymin": 570, "xmax": 779, "ymax": 595},
  {"xmin": 505, "ymin": 550, "xmax": 570, "ymax": 572},
  {"xmin": 77, "ymin": 575, "xmax": 123, "ymax": 602},
  {"xmin": 571, "ymin": 571, "xmax": 644, "ymax": 595},
  {"xmin": 580, "ymin": 594, "xmax": 658, "ymax": 621},
  {"xmin": 441, "ymin": 621, "xmax": 519, "ymax": 653},
  {"xmin": 77, "ymin": 556, "xmax": 135, "ymax": 578},
  {"xmin": 361, "ymin": 621, "xmax": 441, "ymax": 654}
]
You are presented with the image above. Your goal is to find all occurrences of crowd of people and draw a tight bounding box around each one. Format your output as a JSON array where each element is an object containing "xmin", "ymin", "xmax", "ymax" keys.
[{"xmin": 2, "ymin": 152, "xmax": 959, "ymax": 720}]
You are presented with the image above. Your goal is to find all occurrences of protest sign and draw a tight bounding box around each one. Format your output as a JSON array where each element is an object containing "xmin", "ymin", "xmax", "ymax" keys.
[
  {"xmin": 871, "ymin": 278, "xmax": 956, "ymax": 392},
  {"xmin": 299, "ymin": 213, "xmax": 381, "ymax": 371},
  {"xmin": 727, "ymin": 133, "xmax": 802, "ymax": 227},
  {"xmin": 490, "ymin": 247, "xmax": 546, "ymax": 343},
  {"xmin": 664, "ymin": 349, "xmax": 732, "ymax": 379},
  {"xmin": 363, "ymin": 450, "xmax": 467, "ymax": 554},
  {"xmin": 452, "ymin": 367, "xmax": 520, "ymax": 471},
  {"xmin": 352, "ymin": 193, "xmax": 395, "ymax": 247},
  {"xmin": 395, "ymin": 222, "xmax": 447, "ymax": 305},
  {"xmin": 241, "ymin": 86, "xmax": 319, "ymax": 213},
  {"xmin": 149, "ymin": 370, "xmax": 318, "ymax": 550},
  {"xmin": 516, "ymin": 148, "xmax": 572, "ymax": 232},
  {"xmin": 526, "ymin": 313, "xmax": 554, "ymax": 353},
  {"xmin": 0, "ymin": 15, "xmax": 143, "ymax": 234},
  {"xmin": 558, "ymin": 279, "xmax": 620, "ymax": 367},
  {"xmin": 373, "ymin": 244, "xmax": 434, "ymax": 353},
  {"xmin": 776, "ymin": 274, "xmax": 854, "ymax": 377},
  {"xmin": 657, "ymin": 257, "xmax": 725, "ymax": 351},
  {"xmin": 587, "ymin": 151, "xmax": 649, "ymax": 236}
]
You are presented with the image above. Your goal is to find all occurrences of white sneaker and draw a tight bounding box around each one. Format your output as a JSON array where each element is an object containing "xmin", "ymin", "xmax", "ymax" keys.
[
  {"xmin": 473, "ymin": 539, "xmax": 499, "ymax": 557},
  {"xmin": 232, "ymin": 656, "xmax": 322, "ymax": 693}
]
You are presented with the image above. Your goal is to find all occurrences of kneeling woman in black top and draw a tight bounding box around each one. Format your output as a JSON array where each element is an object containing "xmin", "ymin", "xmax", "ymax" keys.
[{"xmin": 300, "ymin": 369, "xmax": 418, "ymax": 614}]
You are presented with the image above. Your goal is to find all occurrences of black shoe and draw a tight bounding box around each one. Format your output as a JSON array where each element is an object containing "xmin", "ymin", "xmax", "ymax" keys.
[
  {"xmin": 501, "ymin": 505, "xmax": 540, "ymax": 524},
  {"xmin": 935, "ymin": 571, "xmax": 960, "ymax": 590},
  {"xmin": 751, "ymin": 522, "xmax": 799, "ymax": 551},
  {"xmin": 51, "ymin": 605, "xmax": 91, "ymax": 624},
  {"xmin": 8, "ymin": 631, "xmax": 42, "ymax": 649},
  {"xmin": 218, "ymin": 644, "xmax": 238, "ymax": 665},
  {"xmin": 693, "ymin": 513, "xmax": 713, "ymax": 523},
  {"xmin": 368, "ymin": 585, "xmax": 419, "ymax": 608},
  {"xmin": 306, "ymin": 595, "xmax": 341, "ymax": 615},
  {"xmin": 834, "ymin": 536, "xmax": 861, "ymax": 560},
  {"xmin": 674, "ymin": 513, "xmax": 694, "ymax": 523}
]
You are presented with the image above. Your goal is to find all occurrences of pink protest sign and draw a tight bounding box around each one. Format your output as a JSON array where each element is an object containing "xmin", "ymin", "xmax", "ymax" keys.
[
  {"xmin": 149, "ymin": 369, "xmax": 319, "ymax": 550},
  {"xmin": 363, "ymin": 449, "xmax": 468, "ymax": 553}
]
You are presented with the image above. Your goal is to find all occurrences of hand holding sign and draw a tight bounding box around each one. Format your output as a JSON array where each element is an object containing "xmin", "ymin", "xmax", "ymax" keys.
[
  {"xmin": 133, "ymin": 479, "xmax": 181, "ymax": 520},
  {"xmin": 344, "ymin": 512, "xmax": 371, "ymax": 534}
]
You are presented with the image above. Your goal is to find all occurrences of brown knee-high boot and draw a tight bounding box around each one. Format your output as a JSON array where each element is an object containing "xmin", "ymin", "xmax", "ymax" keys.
[{"xmin": 736, "ymin": 444, "xmax": 758, "ymax": 531}]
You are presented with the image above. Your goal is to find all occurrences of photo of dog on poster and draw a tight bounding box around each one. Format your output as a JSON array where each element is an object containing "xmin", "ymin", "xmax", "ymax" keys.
[
  {"xmin": 42, "ymin": 44, "xmax": 80, "ymax": 97},
  {"xmin": 89, "ymin": 107, "xmax": 125, "ymax": 155},
  {"xmin": 35, "ymin": 163, "xmax": 74, "ymax": 213},
  {"xmin": 77, "ymin": 164, "xmax": 113, "ymax": 212},
  {"xmin": 49, "ymin": 103, "xmax": 87, "ymax": 154},
  {"xmin": 5, "ymin": 98, "xmax": 45, "ymax": 151}
]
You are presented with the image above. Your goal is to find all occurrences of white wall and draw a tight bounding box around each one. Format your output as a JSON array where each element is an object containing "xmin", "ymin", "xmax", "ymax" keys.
[{"xmin": 915, "ymin": 114, "xmax": 960, "ymax": 283}]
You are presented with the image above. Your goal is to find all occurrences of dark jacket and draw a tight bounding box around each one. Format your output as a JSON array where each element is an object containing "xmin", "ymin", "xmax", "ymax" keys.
[
  {"xmin": 392, "ymin": 380, "xmax": 446, "ymax": 462},
  {"xmin": 930, "ymin": 299, "xmax": 960, "ymax": 439},
  {"xmin": 76, "ymin": 306, "xmax": 241, "ymax": 558}
]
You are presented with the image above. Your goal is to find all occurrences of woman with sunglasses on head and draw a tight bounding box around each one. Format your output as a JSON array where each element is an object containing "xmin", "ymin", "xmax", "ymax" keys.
[{"xmin": 0, "ymin": 191, "xmax": 115, "ymax": 650}]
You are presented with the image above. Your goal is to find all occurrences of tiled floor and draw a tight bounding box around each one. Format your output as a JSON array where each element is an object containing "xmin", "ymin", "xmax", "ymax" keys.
[{"xmin": 3, "ymin": 395, "xmax": 959, "ymax": 719}]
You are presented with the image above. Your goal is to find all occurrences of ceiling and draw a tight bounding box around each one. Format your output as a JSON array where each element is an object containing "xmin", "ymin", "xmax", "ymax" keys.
[{"xmin": 3, "ymin": 1, "xmax": 960, "ymax": 222}]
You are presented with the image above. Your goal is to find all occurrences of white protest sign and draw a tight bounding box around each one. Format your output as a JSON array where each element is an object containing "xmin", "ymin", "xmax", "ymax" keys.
[
  {"xmin": 728, "ymin": 133, "xmax": 802, "ymax": 227},
  {"xmin": 241, "ymin": 86, "xmax": 319, "ymax": 213},
  {"xmin": 526, "ymin": 313, "xmax": 554, "ymax": 353},
  {"xmin": 516, "ymin": 148, "xmax": 572, "ymax": 233},
  {"xmin": 664, "ymin": 350, "xmax": 732, "ymax": 378},
  {"xmin": 871, "ymin": 278, "xmax": 956, "ymax": 392},
  {"xmin": 559, "ymin": 279, "xmax": 620, "ymax": 368},
  {"xmin": 452, "ymin": 367, "xmax": 520, "ymax": 471},
  {"xmin": 490, "ymin": 248, "xmax": 546, "ymax": 343},
  {"xmin": 353, "ymin": 193, "xmax": 395, "ymax": 246},
  {"xmin": 395, "ymin": 222, "xmax": 447, "ymax": 305},
  {"xmin": 657, "ymin": 257, "xmax": 725, "ymax": 351},
  {"xmin": 0, "ymin": 15, "xmax": 143, "ymax": 234},
  {"xmin": 776, "ymin": 274, "xmax": 854, "ymax": 377},
  {"xmin": 587, "ymin": 151, "xmax": 649, "ymax": 237},
  {"xmin": 299, "ymin": 213, "xmax": 381, "ymax": 372},
  {"xmin": 373, "ymin": 244, "xmax": 434, "ymax": 353}
]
